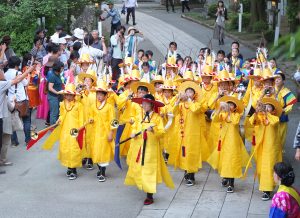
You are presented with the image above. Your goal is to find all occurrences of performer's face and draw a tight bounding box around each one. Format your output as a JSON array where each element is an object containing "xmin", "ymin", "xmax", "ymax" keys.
[
  {"xmin": 232, "ymin": 48, "xmax": 239, "ymax": 57},
  {"xmin": 64, "ymin": 94, "xmax": 75, "ymax": 102},
  {"xmin": 228, "ymin": 102, "xmax": 237, "ymax": 112},
  {"xmin": 96, "ymin": 91, "xmax": 106, "ymax": 102},
  {"xmin": 218, "ymin": 81, "xmax": 229, "ymax": 91},
  {"xmin": 84, "ymin": 78, "xmax": 93, "ymax": 88},
  {"xmin": 254, "ymin": 78, "xmax": 262, "ymax": 87},
  {"xmin": 275, "ymin": 76, "xmax": 283, "ymax": 87},
  {"xmin": 265, "ymin": 104, "xmax": 275, "ymax": 114},
  {"xmin": 185, "ymin": 88, "xmax": 195, "ymax": 99},
  {"xmin": 217, "ymin": 54, "xmax": 225, "ymax": 62},
  {"xmin": 142, "ymin": 101, "xmax": 153, "ymax": 112},
  {"xmin": 263, "ymin": 79, "xmax": 274, "ymax": 88},
  {"xmin": 81, "ymin": 63, "xmax": 89, "ymax": 72},
  {"xmin": 273, "ymin": 171, "xmax": 280, "ymax": 184},
  {"xmin": 163, "ymin": 89, "xmax": 173, "ymax": 98},
  {"xmin": 202, "ymin": 76, "xmax": 212, "ymax": 85},
  {"xmin": 155, "ymin": 83, "xmax": 163, "ymax": 92},
  {"xmin": 269, "ymin": 60, "xmax": 276, "ymax": 68},
  {"xmin": 137, "ymin": 89, "xmax": 148, "ymax": 98}
]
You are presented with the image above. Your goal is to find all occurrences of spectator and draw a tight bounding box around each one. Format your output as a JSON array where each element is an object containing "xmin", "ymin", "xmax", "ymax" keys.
[
  {"xmin": 270, "ymin": 162, "xmax": 300, "ymax": 217},
  {"xmin": 30, "ymin": 36, "xmax": 47, "ymax": 63},
  {"xmin": 47, "ymin": 60, "xmax": 64, "ymax": 125},
  {"xmin": 110, "ymin": 25, "xmax": 126, "ymax": 81},
  {"xmin": 213, "ymin": 1, "xmax": 227, "ymax": 45},
  {"xmin": 101, "ymin": 0, "xmax": 122, "ymax": 37},
  {"xmin": 294, "ymin": 122, "xmax": 300, "ymax": 161},
  {"xmin": 4, "ymin": 56, "xmax": 32, "ymax": 146},
  {"xmin": 91, "ymin": 30, "xmax": 103, "ymax": 50},
  {"xmin": 1, "ymin": 35, "xmax": 16, "ymax": 60},
  {"xmin": 0, "ymin": 43, "xmax": 8, "ymax": 69},
  {"xmin": 181, "ymin": 0, "xmax": 190, "ymax": 13},
  {"xmin": 50, "ymin": 24, "xmax": 64, "ymax": 42},
  {"xmin": 124, "ymin": 0, "xmax": 137, "ymax": 25},
  {"xmin": 166, "ymin": 0, "xmax": 175, "ymax": 13},
  {"xmin": 0, "ymin": 68, "xmax": 31, "ymax": 173},
  {"xmin": 124, "ymin": 26, "xmax": 144, "ymax": 60}
]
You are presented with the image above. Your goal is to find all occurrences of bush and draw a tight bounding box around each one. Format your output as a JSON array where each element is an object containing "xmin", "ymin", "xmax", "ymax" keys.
[
  {"xmin": 207, "ymin": 3, "xmax": 217, "ymax": 18},
  {"xmin": 241, "ymin": 0, "xmax": 250, "ymax": 13},
  {"xmin": 252, "ymin": 21, "xmax": 268, "ymax": 33},
  {"xmin": 228, "ymin": 13, "xmax": 251, "ymax": 31},
  {"xmin": 264, "ymin": 30, "xmax": 275, "ymax": 43}
]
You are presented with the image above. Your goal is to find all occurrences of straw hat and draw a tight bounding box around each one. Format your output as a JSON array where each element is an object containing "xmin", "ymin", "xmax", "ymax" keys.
[
  {"xmin": 58, "ymin": 83, "xmax": 80, "ymax": 95},
  {"xmin": 217, "ymin": 95, "xmax": 245, "ymax": 114},
  {"xmin": 118, "ymin": 57, "xmax": 138, "ymax": 69},
  {"xmin": 247, "ymin": 68, "xmax": 262, "ymax": 80},
  {"xmin": 160, "ymin": 79, "xmax": 177, "ymax": 90},
  {"xmin": 131, "ymin": 69, "xmax": 141, "ymax": 79},
  {"xmin": 213, "ymin": 70, "xmax": 236, "ymax": 82},
  {"xmin": 120, "ymin": 74, "xmax": 140, "ymax": 85},
  {"xmin": 132, "ymin": 94, "xmax": 165, "ymax": 108},
  {"xmin": 127, "ymin": 26, "xmax": 138, "ymax": 34},
  {"xmin": 130, "ymin": 78, "xmax": 155, "ymax": 94},
  {"xmin": 92, "ymin": 80, "xmax": 111, "ymax": 92},
  {"xmin": 200, "ymin": 65, "xmax": 215, "ymax": 77},
  {"xmin": 261, "ymin": 97, "xmax": 283, "ymax": 117},
  {"xmin": 178, "ymin": 81, "xmax": 202, "ymax": 97},
  {"xmin": 78, "ymin": 69, "xmax": 97, "ymax": 85},
  {"xmin": 176, "ymin": 70, "xmax": 199, "ymax": 83},
  {"xmin": 76, "ymin": 54, "xmax": 95, "ymax": 65},
  {"xmin": 151, "ymin": 75, "xmax": 164, "ymax": 85},
  {"xmin": 260, "ymin": 68, "xmax": 279, "ymax": 81}
]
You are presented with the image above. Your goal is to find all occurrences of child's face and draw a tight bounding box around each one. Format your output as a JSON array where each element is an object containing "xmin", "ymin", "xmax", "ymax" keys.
[
  {"xmin": 84, "ymin": 78, "xmax": 93, "ymax": 88},
  {"xmin": 142, "ymin": 101, "xmax": 153, "ymax": 112},
  {"xmin": 269, "ymin": 60, "xmax": 276, "ymax": 68},
  {"xmin": 218, "ymin": 81, "xmax": 229, "ymax": 91},
  {"xmin": 275, "ymin": 76, "xmax": 283, "ymax": 87},
  {"xmin": 244, "ymin": 61, "xmax": 250, "ymax": 69},
  {"xmin": 142, "ymin": 56, "xmax": 148, "ymax": 63},
  {"xmin": 142, "ymin": 66, "xmax": 149, "ymax": 73},
  {"xmin": 217, "ymin": 54, "xmax": 225, "ymax": 62},
  {"xmin": 169, "ymin": 44, "xmax": 176, "ymax": 52},
  {"xmin": 96, "ymin": 91, "xmax": 106, "ymax": 102},
  {"xmin": 177, "ymin": 60, "xmax": 183, "ymax": 67},
  {"xmin": 185, "ymin": 88, "xmax": 195, "ymax": 99},
  {"xmin": 228, "ymin": 102, "xmax": 236, "ymax": 112},
  {"xmin": 254, "ymin": 79, "xmax": 262, "ymax": 87},
  {"xmin": 64, "ymin": 94, "xmax": 75, "ymax": 102},
  {"xmin": 137, "ymin": 89, "xmax": 147, "ymax": 98},
  {"xmin": 232, "ymin": 48, "xmax": 239, "ymax": 57},
  {"xmin": 81, "ymin": 63, "xmax": 89, "ymax": 72},
  {"xmin": 265, "ymin": 104, "xmax": 274, "ymax": 114},
  {"xmin": 163, "ymin": 89, "xmax": 173, "ymax": 98},
  {"xmin": 138, "ymin": 51, "xmax": 144, "ymax": 59},
  {"xmin": 273, "ymin": 172, "xmax": 280, "ymax": 184},
  {"xmin": 154, "ymin": 83, "xmax": 163, "ymax": 92},
  {"xmin": 202, "ymin": 76, "xmax": 212, "ymax": 84},
  {"xmin": 264, "ymin": 79, "xmax": 274, "ymax": 88}
]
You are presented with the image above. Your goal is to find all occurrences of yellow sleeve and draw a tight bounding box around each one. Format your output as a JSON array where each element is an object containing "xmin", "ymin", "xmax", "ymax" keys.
[
  {"xmin": 266, "ymin": 113, "xmax": 279, "ymax": 126},
  {"xmin": 208, "ymin": 92, "xmax": 219, "ymax": 109},
  {"xmin": 153, "ymin": 114, "xmax": 165, "ymax": 137},
  {"xmin": 117, "ymin": 91, "xmax": 128, "ymax": 110},
  {"xmin": 77, "ymin": 102, "xmax": 84, "ymax": 126},
  {"xmin": 58, "ymin": 102, "xmax": 65, "ymax": 122},
  {"xmin": 229, "ymin": 112, "xmax": 241, "ymax": 125},
  {"xmin": 249, "ymin": 113, "xmax": 265, "ymax": 126},
  {"xmin": 108, "ymin": 105, "xmax": 115, "ymax": 131}
]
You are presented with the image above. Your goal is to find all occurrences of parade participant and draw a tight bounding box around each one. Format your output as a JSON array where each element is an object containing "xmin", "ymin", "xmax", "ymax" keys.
[
  {"xmin": 207, "ymin": 95, "xmax": 249, "ymax": 193},
  {"xmin": 230, "ymin": 48, "xmax": 243, "ymax": 78},
  {"xmin": 89, "ymin": 81, "xmax": 115, "ymax": 182},
  {"xmin": 151, "ymin": 74, "xmax": 164, "ymax": 102},
  {"xmin": 215, "ymin": 50, "xmax": 226, "ymax": 72},
  {"xmin": 124, "ymin": 94, "xmax": 174, "ymax": 205},
  {"xmin": 200, "ymin": 65, "xmax": 217, "ymax": 136},
  {"xmin": 270, "ymin": 162, "xmax": 300, "ymax": 218},
  {"xmin": 75, "ymin": 54, "xmax": 95, "ymax": 85},
  {"xmin": 160, "ymin": 80, "xmax": 177, "ymax": 162},
  {"xmin": 243, "ymin": 68, "xmax": 264, "ymax": 142},
  {"xmin": 117, "ymin": 73, "xmax": 140, "ymax": 156},
  {"xmin": 176, "ymin": 70, "xmax": 200, "ymax": 84},
  {"xmin": 56, "ymin": 83, "xmax": 83, "ymax": 180},
  {"xmin": 274, "ymin": 71, "xmax": 297, "ymax": 154},
  {"xmin": 170, "ymin": 81, "xmax": 209, "ymax": 186},
  {"xmin": 140, "ymin": 62, "xmax": 155, "ymax": 83},
  {"xmin": 226, "ymin": 41, "xmax": 243, "ymax": 60},
  {"xmin": 77, "ymin": 69, "xmax": 97, "ymax": 170},
  {"xmin": 124, "ymin": 26, "xmax": 144, "ymax": 61},
  {"xmin": 134, "ymin": 49, "xmax": 144, "ymax": 66},
  {"xmin": 247, "ymin": 97, "xmax": 282, "ymax": 200}
]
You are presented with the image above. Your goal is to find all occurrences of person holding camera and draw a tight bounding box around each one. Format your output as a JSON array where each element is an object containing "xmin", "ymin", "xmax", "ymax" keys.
[
  {"xmin": 110, "ymin": 26, "xmax": 126, "ymax": 81},
  {"xmin": 124, "ymin": 26, "xmax": 144, "ymax": 62},
  {"xmin": 100, "ymin": 0, "xmax": 121, "ymax": 37},
  {"xmin": 213, "ymin": 1, "xmax": 228, "ymax": 45}
]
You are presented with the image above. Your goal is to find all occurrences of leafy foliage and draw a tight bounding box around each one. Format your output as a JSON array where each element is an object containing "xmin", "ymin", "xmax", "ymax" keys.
[{"xmin": 0, "ymin": 0, "xmax": 91, "ymax": 56}]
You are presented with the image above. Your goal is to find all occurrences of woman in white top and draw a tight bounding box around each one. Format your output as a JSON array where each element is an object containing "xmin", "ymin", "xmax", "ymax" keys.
[{"xmin": 213, "ymin": 1, "xmax": 227, "ymax": 45}]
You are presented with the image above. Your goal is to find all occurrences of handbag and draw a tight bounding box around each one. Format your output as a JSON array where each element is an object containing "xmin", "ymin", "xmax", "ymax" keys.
[
  {"xmin": 11, "ymin": 110, "xmax": 24, "ymax": 131},
  {"xmin": 14, "ymin": 71, "xmax": 30, "ymax": 117}
]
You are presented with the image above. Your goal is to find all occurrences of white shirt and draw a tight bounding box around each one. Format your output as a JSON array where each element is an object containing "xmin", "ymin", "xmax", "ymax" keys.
[
  {"xmin": 124, "ymin": 0, "xmax": 137, "ymax": 8},
  {"xmin": 4, "ymin": 68, "xmax": 29, "ymax": 101}
]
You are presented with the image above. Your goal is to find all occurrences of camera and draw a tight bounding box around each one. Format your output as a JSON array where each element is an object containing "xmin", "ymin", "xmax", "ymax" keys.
[{"xmin": 134, "ymin": 30, "xmax": 139, "ymax": 34}]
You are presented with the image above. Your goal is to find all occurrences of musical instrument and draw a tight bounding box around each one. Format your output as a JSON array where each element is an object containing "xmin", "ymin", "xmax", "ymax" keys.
[
  {"xmin": 30, "ymin": 123, "xmax": 59, "ymax": 140},
  {"xmin": 110, "ymin": 119, "xmax": 134, "ymax": 129},
  {"xmin": 70, "ymin": 122, "xmax": 90, "ymax": 137}
]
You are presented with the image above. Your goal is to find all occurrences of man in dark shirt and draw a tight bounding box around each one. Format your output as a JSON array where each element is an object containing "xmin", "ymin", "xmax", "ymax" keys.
[{"xmin": 47, "ymin": 60, "xmax": 63, "ymax": 125}]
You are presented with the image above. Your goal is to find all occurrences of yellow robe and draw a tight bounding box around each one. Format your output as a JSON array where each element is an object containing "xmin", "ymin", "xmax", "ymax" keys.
[
  {"xmin": 80, "ymin": 91, "xmax": 96, "ymax": 159},
  {"xmin": 276, "ymin": 86, "xmax": 295, "ymax": 150},
  {"xmin": 242, "ymin": 81, "xmax": 264, "ymax": 142},
  {"xmin": 207, "ymin": 112, "xmax": 249, "ymax": 178},
  {"xmin": 248, "ymin": 112, "xmax": 280, "ymax": 191},
  {"xmin": 58, "ymin": 101, "xmax": 83, "ymax": 168},
  {"xmin": 170, "ymin": 99, "xmax": 210, "ymax": 173},
  {"xmin": 90, "ymin": 101, "xmax": 115, "ymax": 164},
  {"xmin": 117, "ymin": 89, "xmax": 134, "ymax": 156},
  {"xmin": 124, "ymin": 112, "xmax": 174, "ymax": 193}
]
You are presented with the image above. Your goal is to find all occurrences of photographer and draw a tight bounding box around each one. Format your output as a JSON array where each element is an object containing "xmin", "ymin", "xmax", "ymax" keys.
[
  {"xmin": 100, "ymin": 0, "xmax": 121, "ymax": 37},
  {"xmin": 124, "ymin": 26, "xmax": 144, "ymax": 60},
  {"xmin": 91, "ymin": 30, "xmax": 103, "ymax": 50},
  {"xmin": 110, "ymin": 25, "xmax": 126, "ymax": 81}
]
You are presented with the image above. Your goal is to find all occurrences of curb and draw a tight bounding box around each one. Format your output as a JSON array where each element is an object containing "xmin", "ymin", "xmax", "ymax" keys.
[{"xmin": 181, "ymin": 14, "xmax": 257, "ymax": 51}]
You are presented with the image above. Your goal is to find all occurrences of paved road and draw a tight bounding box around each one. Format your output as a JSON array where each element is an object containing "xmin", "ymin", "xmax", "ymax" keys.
[{"xmin": 1, "ymin": 2, "xmax": 299, "ymax": 218}]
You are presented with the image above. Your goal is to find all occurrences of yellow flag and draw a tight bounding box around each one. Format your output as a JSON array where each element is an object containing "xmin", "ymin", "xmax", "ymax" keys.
[{"xmin": 42, "ymin": 126, "xmax": 61, "ymax": 150}]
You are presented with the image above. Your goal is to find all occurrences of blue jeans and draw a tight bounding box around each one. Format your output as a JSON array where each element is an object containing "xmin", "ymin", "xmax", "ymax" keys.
[
  {"xmin": 48, "ymin": 95, "xmax": 60, "ymax": 125},
  {"xmin": 11, "ymin": 109, "xmax": 31, "ymax": 144}
]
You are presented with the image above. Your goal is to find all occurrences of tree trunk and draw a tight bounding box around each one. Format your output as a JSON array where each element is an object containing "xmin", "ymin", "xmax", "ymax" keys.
[{"xmin": 250, "ymin": 0, "xmax": 267, "ymax": 26}]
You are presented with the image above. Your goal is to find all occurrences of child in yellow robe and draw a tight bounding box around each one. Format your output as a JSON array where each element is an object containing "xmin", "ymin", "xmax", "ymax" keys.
[
  {"xmin": 124, "ymin": 94, "xmax": 174, "ymax": 205},
  {"xmin": 247, "ymin": 97, "xmax": 282, "ymax": 201},
  {"xmin": 171, "ymin": 81, "xmax": 210, "ymax": 186},
  {"xmin": 207, "ymin": 95, "xmax": 249, "ymax": 193},
  {"xmin": 57, "ymin": 83, "xmax": 83, "ymax": 180},
  {"xmin": 77, "ymin": 69, "xmax": 97, "ymax": 170},
  {"xmin": 90, "ymin": 81, "xmax": 115, "ymax": 182}
]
